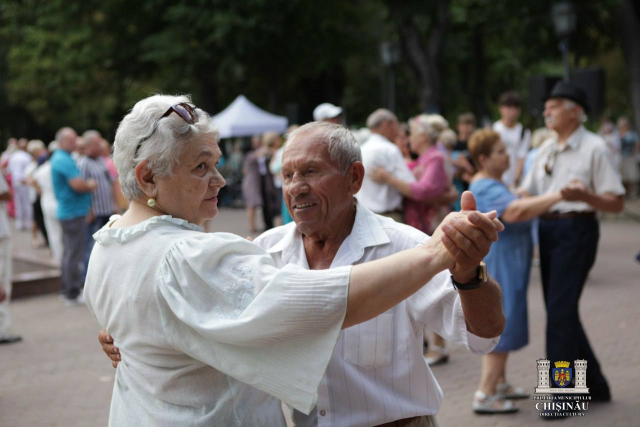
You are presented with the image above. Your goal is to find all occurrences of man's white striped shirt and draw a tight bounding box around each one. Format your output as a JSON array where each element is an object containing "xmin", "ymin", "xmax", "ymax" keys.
[{"xmin": 254, "ymin": 201, "xmax": 499, "ymax": 427}]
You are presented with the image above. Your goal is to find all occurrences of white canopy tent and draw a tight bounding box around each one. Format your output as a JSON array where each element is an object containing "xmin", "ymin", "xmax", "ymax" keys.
[{"xmin": 211, "ymin": 95, "xmax": 288, "ymax": 138}]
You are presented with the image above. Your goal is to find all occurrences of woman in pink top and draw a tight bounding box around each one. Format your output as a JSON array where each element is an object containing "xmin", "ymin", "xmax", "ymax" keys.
[{"xmin": 370, "ymin": 114, "xmax": 451, "ymax": 235}]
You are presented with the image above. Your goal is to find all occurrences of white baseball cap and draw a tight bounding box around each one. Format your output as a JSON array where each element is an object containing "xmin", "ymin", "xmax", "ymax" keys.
[{"xmin": 313, "ymin": 103, "xmax": 343, "ymax": 121}]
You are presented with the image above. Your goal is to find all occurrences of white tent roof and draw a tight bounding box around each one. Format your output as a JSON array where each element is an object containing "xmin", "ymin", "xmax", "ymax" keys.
[{"xmin": 211, "ymin": 95, "xmax": 288, "ymax": 138}]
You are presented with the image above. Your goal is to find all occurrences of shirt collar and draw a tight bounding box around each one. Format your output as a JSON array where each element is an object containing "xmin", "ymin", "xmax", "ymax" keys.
[
  {"xmin": 558, "ymin": 125, "xmax": 585, "ymax": 151},
  {"xmin": 265, "ymin": 199, "xmax": 391, "ymax": 267}
]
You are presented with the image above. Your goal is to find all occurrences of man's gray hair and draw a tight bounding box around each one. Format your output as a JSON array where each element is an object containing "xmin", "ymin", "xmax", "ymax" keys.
[
  {"xmin": 286, "ymin": 121, "xmax": 361, "ymax": 174},
  {"xmin": 563, "ymin": 100, "xmax": 588, "ymax": 123},
  {"xmin": 113, "ymin": 94, "xmax": 218, "ymax": 200},
  {"xmin": 366, "ymin": 108, "xmax": 397, "ymax": 130},
  {"xmin": 82, "ymin": 130, "xmax": 102, "ymax": 142}
]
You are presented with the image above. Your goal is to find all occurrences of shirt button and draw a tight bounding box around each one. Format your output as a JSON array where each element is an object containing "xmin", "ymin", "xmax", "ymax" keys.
[{"xmin": 320, "ymin": 410, "xmax": 327, "ymax": 416}]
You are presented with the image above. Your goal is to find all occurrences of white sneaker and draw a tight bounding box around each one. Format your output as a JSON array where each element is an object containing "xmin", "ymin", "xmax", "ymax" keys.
[
  {"xmin": 473, "ymin": 390, "xmax": 518, "ymax": 414},
  {"xmin": 496, "ymin": 382, "xmax": 529, "ymax": 399},
  {"xmin": 76, "ymin": 294, "xmax": 85, "ymax": 305}
]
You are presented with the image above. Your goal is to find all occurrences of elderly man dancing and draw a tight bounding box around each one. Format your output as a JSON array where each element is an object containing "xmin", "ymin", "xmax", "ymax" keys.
[{"xmin": 101, "ymin": 120, "xmax": 506, "ymax": 427}]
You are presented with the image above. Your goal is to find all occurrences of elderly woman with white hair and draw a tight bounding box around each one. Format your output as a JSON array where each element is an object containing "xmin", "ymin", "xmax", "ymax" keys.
[
  {"xmin": 83, "ymin": 94, "xmax": 500, "ymax": 426},
  {"xmin": 370, "ymin": 114, "xmax": 452, "ymax": 235}
]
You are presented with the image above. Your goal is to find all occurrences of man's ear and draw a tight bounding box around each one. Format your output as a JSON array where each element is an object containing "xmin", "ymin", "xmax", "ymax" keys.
[
  {"xmin": 135, "ymin": 160, "xmax": 157, "ymax": 198},
  {"xmin": 348, "ymin": 161, "xmax": 365, "ymax": 195}
]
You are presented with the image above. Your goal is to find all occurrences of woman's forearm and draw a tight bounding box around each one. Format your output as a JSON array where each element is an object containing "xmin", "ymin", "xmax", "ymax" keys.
[
  {"xmin": 343, "ymin": 244, "xmax": 447, "ymax": 328},
  {"xmin": 501, "ymin": 192, "xmax": 562, "ymax": 223}
]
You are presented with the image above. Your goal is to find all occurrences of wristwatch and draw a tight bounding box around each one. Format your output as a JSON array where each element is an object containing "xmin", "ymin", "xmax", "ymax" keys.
[{"xmin": 451, "ymin": 261, "xmax": 488, "ymax": 291}]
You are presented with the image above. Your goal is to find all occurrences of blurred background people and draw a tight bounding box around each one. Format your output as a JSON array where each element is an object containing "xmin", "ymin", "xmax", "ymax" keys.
[
  {"xmin": 8, "ymin": 138, "xmax": 33, "ymax": 231},
  {"xmin": 312, "ymin": 102, "xmax": 343, "ymax": 124},
  {"xmin": 51, "ymin": 127, "xmax": 97, "ymax": 305},
  {"xmin": 0, "ymin": 168, "xmax": 21, "ymax": 345},
  {"xmin": 25, "ymin": 140, "xmax": 49, "ymax": 248},
  {"xmin": 492, "ymin": 91, "xmax": 531, "ymax": 188},
  {"xmin": 618, "ymin": 116, "xmax": 639, "ymax": 199},
  {"xmin": 78, "ymin": 130, "xmax": 117, "ymax": 278},
  {"xmin": 452, "ymin": 113, "xmax": 477, "ymax": 211},
  {"xmin": 521, "ymin": 82, "xmax": 625, "ymax": 406},
  {"xmin": 395, "ymin": 122, "xmax": 414, "ymax": 163},
  {"xmin": 242, "ymin": 134, "xmax": 279, "ymax": 232},
  {"xmin": 32, "ymin": 142, "xmax": 63, "ymax": 264},
  {"xmin": 358, "ymin": 108, "xmax": 413, "ymax": 222},
  {"xmin": 468, "ymin": 129, "xmax": 565, "ymax": 414},
  {"xmin": 599, "ymin": 119, "xmax": 622, "ymax": 179}
]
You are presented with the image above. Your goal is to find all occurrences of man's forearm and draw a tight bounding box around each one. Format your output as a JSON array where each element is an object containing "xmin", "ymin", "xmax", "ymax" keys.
[
  {"xmin": 583, "ymin": 192, "xmax": 624, "ymax": 213},
  {"xmin": 458, "ymin": 278, "xmax": 505, "ymax": 339}
]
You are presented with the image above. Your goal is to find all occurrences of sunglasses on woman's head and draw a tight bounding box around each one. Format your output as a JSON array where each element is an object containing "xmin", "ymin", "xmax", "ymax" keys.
[{"xmin": 134, "ymin": 103, "xmax": 197, "ymax": 159}]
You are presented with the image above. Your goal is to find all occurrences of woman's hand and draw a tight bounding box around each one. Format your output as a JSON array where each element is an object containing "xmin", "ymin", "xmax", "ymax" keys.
[
  {"xmin": 369, "ymin": 167, "xmax": 392, "ymax": 184},
  {"xmin": 98, "ymin": 329, "xmax": 120, "ymax": 369},
  {"xmin": 435, "ymin": 192, "xmax": 504, "ymax": 281}
]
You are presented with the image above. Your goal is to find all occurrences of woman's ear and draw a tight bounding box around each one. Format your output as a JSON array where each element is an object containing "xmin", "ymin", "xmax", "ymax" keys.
[{"xmin": 135, "ymin": 160, "xmax": 157, "ymax": 198}]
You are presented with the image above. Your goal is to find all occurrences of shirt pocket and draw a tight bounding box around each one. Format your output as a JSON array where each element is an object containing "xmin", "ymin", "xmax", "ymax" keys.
[{"xmin": 343, "ymin": 312, "xmax": 394, "ymax": 369}]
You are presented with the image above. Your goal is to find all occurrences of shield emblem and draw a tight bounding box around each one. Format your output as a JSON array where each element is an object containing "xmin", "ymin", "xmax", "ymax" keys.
[{"xmin": 553, "ymin": 368, "xmax": 573, "ymax": 388}]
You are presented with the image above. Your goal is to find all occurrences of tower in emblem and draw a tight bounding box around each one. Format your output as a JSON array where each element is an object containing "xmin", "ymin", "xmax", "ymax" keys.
[
  {"xmin": 535, "ymin": 359, "xmax": 551, "ymax": 392},
  {"xmin": 575, "ymin": 359, "xmax": 588, "ymax": 390}
]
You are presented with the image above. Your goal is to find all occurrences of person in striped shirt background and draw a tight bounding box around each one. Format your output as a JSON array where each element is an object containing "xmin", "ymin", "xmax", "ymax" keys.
[{"xmin": 78, "ymin": 130, "xmax": 117, "ymax": 279}]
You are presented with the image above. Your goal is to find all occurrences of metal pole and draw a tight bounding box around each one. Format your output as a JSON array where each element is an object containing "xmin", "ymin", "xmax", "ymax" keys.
[
  {"xmin": 560, "ymin": 39, "xmax": 571, "ymax": 81},
  {"xmin": 388, "ymin": 66, "xmax": 396, "ymax": 112}
]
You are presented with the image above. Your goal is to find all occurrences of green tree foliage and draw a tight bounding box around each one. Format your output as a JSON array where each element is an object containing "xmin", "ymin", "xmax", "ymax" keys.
[{"xmin": 0, "ymin": 0, "xmax": 632, "ymax": 143}]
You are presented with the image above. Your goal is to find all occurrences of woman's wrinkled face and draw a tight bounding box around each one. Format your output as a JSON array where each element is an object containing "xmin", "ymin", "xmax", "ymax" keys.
[
  {"xmin": 409, "ymin": 124, "xmax": 429, "ymax": 153},
  {"xmin": 155, "ymin": 135, "xmax": 225, "ymax": 226}
]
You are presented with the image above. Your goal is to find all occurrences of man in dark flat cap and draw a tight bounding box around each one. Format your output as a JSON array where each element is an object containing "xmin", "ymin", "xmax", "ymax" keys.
[{"xmin": 521, "ymin": 81, "xmax": 625, "ymax": 403}]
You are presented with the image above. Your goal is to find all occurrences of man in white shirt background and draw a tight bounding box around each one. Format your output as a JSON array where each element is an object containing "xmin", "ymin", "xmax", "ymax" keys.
[
  {"xmin": 7, "ymin": 138, "xmax": 34, "ymax": 231},
  {"xmin": 100, "ymin": 121, "xmax": 506, "ymax": 426},
  {"xmin": 357, "ymin": 108, "xmax": 416, "ymax": 223},
  {"xmin": 492, "ymin": 91, "xmax": 531, "ymax": 188}
]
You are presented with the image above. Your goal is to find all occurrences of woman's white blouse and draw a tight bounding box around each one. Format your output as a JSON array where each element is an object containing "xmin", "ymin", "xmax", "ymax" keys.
[{"xmin": 84, "ymin": 216, "xmax": 351, "ymax": 427}]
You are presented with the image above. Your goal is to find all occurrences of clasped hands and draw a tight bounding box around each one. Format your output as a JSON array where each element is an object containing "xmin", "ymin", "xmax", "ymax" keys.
[{"xmin": 426, "ymin": 191, "xmax": 504, "ymax": 283}]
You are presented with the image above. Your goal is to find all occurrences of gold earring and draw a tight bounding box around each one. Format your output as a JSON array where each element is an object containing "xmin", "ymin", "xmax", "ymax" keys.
[{"xmin": 147, "ymin": 198, "xmax": 156, "ymax": 208}]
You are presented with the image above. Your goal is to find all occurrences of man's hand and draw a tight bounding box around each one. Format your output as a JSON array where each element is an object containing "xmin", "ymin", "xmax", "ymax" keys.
[
  {"xmin": 0, "ymin": 285, "xmax": 6, "ymax": 303},
  {"xmin": 560, "ymin": 181, "xmax": 589, "ymax": 202},
  {"xmin": 368, "ymin": 167, "xmax": 392, "ymax": 184},
  {"xmin": 438, "ymin": 191, "xmax": 504, "ymax": 282},
  {"xmin": 98, "ymin": 329, "xmax": 120, "ymax": 369}
]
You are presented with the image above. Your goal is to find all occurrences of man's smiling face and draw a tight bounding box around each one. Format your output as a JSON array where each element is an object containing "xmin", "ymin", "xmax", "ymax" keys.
[{"xmin": 281, "ymin": 129, "xmax": 358, "ymax": 238}]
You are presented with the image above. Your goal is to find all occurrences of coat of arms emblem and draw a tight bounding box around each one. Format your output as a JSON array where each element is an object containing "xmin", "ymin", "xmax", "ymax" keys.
[{"xmin": 552, "ymin": 361, "xmax": 572, "ymax": 388}]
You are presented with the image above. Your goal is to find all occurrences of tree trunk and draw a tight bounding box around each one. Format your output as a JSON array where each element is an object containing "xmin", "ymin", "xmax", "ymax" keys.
[
  {"xmin": 616, "ymin": 0, "xmax": 640, "ymax": 130},
  {"xmin": 392, "ymin": 1, "xmax": 449, "ymax": 113}
]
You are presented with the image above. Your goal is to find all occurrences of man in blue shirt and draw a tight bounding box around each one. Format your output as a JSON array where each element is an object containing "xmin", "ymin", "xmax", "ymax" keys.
[{"xmin": 50, "ymin": 127, "xmax": 97, "ymax": 305}]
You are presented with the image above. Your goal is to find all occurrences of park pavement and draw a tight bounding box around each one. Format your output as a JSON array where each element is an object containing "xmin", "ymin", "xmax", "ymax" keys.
[{"xmin": 1, "ymin": 205, "xmax": 639, "ymax": 427}]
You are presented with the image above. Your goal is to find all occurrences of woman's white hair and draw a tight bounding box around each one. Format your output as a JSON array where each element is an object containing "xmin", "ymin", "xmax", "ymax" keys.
[
  {"xmin": 286, "ymin": 121, "xmax": 361, "ymax": 174},
  {"xmin": 27, "ymin": 139, "xmax": 45, "ymax": 154},
  {"xmin": 113, "ymin": 94, "xmax": 218, "ymax": 200},
  {"xmin": 410, "ymin": 114, "xmax": 448, "ymax": 142}
]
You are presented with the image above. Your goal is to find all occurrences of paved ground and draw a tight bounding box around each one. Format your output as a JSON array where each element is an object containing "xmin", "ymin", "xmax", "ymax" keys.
[{"xmin": 1, "ymin": 206, "xmax": 639, "ymax": 427}]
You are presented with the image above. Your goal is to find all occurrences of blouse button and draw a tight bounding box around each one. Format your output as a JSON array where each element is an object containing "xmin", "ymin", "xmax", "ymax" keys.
[{"xmin": 320, "ymin": 410, "xmax": 326, "ymax": 416}]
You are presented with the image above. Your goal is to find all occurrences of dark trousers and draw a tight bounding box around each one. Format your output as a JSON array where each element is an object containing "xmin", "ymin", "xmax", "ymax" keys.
[
  {"xmin": 60, "ymin": 217, "xmax": 87, "ymax": 299},
  {"xmin": 33, "ymin": 196, "xmax": 48, "ymax": 245},
  {"xmin": 539, "ymin": 216, "xmax": 610, "ymax": 396}
]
